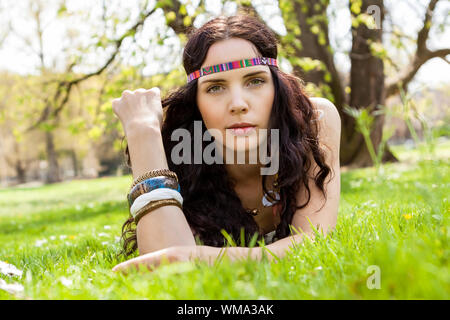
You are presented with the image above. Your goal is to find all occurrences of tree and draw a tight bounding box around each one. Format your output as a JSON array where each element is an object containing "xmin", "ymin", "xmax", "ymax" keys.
[
  {"xmin": 2, "ymin": 0, "xmax": 447, "ymax": 183},
  {"xmin": 0, "ymin": 72, "xmax": 42, "ymax": 184},
  {"xmin": 3, "ymin": 0, "xmax": 161, "ymax": 183},
  {"xmin": 227, "ymin": 0, "xmax": 449, "ymax": 167}
]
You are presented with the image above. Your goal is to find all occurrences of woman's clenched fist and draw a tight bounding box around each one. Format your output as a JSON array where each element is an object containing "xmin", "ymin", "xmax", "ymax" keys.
[{"xmin": 112, "ymin": 87, "xmax": 163, "ymax": 136}]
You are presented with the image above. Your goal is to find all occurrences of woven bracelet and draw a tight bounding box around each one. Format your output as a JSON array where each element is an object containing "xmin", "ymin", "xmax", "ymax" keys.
[
  {"xmin": 134, "ymin": 199, "xmax": 183, "ymax": 225},
  {"xmin": 130, "ymin": 169, "xmax": 178, "ymax": 190}
]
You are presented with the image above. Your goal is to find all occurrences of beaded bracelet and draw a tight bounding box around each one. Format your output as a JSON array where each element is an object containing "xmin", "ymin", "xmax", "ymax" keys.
[
  {"xmin": 130, "ymin": 169, "xmax": 178, "ymax": 190},
  {"xmin": 134, "ymin": 198, "xmax": 183, "ymax": 225},
  {"xmin": 127, "ymin": 176, "xmax": 180, "ymax": 209}
]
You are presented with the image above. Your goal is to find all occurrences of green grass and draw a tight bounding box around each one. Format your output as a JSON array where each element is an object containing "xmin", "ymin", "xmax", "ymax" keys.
[{"xmin": 0, "ymin": 140, "xmax": 449, "ymax": 300}]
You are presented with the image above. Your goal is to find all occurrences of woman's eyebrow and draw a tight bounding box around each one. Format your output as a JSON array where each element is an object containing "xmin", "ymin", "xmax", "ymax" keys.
[{"xmin": 199, "ymin": 70, "xmax": 268, "ymax": 86}]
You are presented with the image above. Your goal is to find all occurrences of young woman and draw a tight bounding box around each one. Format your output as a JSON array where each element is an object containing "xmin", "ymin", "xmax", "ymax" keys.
[{"xmin": 111, "ymin": 14, "xmax": 341, "ymax": 272}]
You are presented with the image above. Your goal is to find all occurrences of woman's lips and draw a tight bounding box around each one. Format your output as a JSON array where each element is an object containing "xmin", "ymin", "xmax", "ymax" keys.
[{"xmin": 227, "ymin": 126, "xmax": 256, "ymax": 136}]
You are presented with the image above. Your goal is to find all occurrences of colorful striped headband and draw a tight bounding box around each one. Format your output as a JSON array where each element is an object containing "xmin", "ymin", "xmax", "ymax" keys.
[{"xmin": 187, "ymin": 57, "xmax": 278, "ymax": 83}]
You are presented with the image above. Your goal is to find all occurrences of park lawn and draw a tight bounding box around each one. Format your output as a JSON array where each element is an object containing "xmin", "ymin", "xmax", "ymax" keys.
[{"xmin": 0, "ymin": 141, "xmax": 448, "ymax": 300}]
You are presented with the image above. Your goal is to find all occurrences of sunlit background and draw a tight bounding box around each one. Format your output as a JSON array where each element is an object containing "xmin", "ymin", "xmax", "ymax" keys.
[{"xmin": 0, "ymin": 0, "xmax": 449, "ymax": 186}]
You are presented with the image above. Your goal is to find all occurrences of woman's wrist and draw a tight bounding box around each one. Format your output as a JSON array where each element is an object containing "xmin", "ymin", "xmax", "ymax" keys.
[
  {"xmin": 198, "ymin": 245, "xmax": 264, "ymax": 264},
  {"xmin": 125, "ymin": 121, "xmax": 169, "ymax": 179},
  {"xmin": 125, "ymin": 120, "xmax": 161, "ymax": 138}
]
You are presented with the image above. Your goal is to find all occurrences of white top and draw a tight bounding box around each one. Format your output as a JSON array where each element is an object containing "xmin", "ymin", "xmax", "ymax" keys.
[{"xmin": 263, "ymin": 230, "xmax": 277, "ymax": 244}]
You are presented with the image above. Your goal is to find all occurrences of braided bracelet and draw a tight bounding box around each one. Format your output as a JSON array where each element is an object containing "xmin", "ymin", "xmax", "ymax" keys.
[
  {"xmin": 130, "ymin": 169, "xmax": 178, "ymax": 190},
  {"xmin": 134, "ymin": 199, "xmax": 183, "ymax": 225}
]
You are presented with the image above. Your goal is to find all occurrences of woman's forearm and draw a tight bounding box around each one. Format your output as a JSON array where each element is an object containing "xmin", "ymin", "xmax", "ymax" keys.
[
  {"xmin": 126, "ymin": 124, "xmax": 196, "ymax": 254},
  {"xmin": 198, "ymin": 246, "xmax": 264, "ymax": 264},
  {"xmin": 126, "ymin": 123, "xmax": 169, "ymax": 179},
  {"xmin": 112, "ymin": 233, "xmax": 310, "ymax": 273},
  {"xmin": 198, "ymin": 233, "xmax": 307, "ymax": 263}
]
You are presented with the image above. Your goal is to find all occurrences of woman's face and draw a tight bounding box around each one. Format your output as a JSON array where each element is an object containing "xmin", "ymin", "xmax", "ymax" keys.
[{"xmin": 196, "ymin": 38, "xmax": 275, "ymax": 158}]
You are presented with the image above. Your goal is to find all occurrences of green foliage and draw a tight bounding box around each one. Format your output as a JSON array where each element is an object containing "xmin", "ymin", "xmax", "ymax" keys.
[
  {"xmin": 351, "ymin": 7, "xmax": 379, "ymax": 30},
  {"xmin": 279, "ymin": 0, "xmax": 293, "ymax": 13},
  {"xmin": 310, "ymin": 25, "xmax": 320, "ymax": 35},
  {"xmin": 165, "ymin": 11, "xmax": 176, "ymax": 24},
  {"xmin": 395, "ymin": 87, "xmax": 442, "ymax": 159},
  {"xmin": 38, "ymin": 122, "xmax": 58, "ymax": 132},
  {"xmin": 318, "ymin": 32, "xmax": 327, "ymax": 46},
  {"xmin": 87, "ymin": 127, "xmax": 103, "ymax": 141},
  {"xmin": 344, "ymin": 104, "xmax": 395, "ymax": 175},
  {"xmin": 235, "ymin": 0, "xmax": 252, "ymax": 7},
  {"xmin": 57, "ymin": 3, "xmax": 67, "ymax": 17},
  {"xmin": 155, "ymin": 0, "xmax": 173, "ymax": 9},
  {"xmin": 303, "ymin": 81, "xmax": 335, "ymax": 103},
  {"xmin": 183, "ymin": 15, "xmax": 192, "ymax": 27},
  {"xmin": 179, "ymin": 4, "xmax": 187, "ymax": 16},
  {"xmin": 291, "ymin": 57, "xmax": 324, "ymax": 72},
  {"xmin": 323, "ymin": 71, "xmax": 332, "ymax": 83},
  {"xmin": 350, "ymin": 0, "xmax": 362, "ymax": 15},
  {"xmin": 369, "ymin": 41, "xmax": 388, "ymax": 60}
]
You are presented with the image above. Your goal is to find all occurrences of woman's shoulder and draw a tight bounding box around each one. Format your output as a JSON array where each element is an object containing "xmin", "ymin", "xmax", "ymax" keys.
[
  {"xmin": 308, "ymin": 97, "xmax": 341, "ymax": 136},
  {"xmin": 307, "ymin": 97, "xmax": 341, "ymax": 163},
  {"xmin": 309, "ymin": 97, "xmax": 340, "ymax": 122}
]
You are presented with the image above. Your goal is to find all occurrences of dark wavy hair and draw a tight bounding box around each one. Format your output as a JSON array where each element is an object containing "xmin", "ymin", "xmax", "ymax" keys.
[{"xmin": 119, "ymin": 14, "xmax": 332, "ymax": 257}]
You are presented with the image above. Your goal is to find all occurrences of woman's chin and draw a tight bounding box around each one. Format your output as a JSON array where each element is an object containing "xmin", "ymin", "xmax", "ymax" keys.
[{"xmin": 224, "ymin": 137, "xmax": 263, "ymax": 162}]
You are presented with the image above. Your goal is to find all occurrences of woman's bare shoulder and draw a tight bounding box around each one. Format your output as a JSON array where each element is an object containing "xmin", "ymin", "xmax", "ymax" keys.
[
  {"xmin": 308, "ymin": 97, "xmax": 341, "ymax": 162},
  {"xmin": 308, "ymin": 97, "xmax": 341, "ymax": 135},
  {"xmin": 309, "ymin": 97, "xmax": 340, "ymax": 122}
]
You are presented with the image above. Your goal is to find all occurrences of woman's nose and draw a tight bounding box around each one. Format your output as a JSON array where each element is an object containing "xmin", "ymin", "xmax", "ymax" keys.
[
  {"xmin": 228, "ymin": 89, "xmax": 249, "ymax": 114},
  {"xmin": 229, "ymin": 104, "xmax": 248, "ymax": 114}
]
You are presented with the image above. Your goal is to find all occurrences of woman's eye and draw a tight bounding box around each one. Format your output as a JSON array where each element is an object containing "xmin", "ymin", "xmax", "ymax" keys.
[
  {"xmin": 206, "ymin": 85, "xmax": 222, "ymax": 93},
  {"xmin": 248, "ymin": 78, "xmax": 265, "ymax": 86},
  {"xmin": 206, "ymin": 78, "xmax": 265, "ymax": 94}
]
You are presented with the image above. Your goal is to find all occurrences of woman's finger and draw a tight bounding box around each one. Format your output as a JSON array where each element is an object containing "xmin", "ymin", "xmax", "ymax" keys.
[
  {"xmin": 112, "ymin": 249, "xmax": 170, "ymax": 273},
  {"xmin": 112, "ymin": 255, "xmax": 152, "ymax": 273}
]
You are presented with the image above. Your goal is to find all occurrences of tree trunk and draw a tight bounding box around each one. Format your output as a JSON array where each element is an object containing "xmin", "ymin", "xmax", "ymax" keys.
[
  {"xmin": 287, "ymin": 0, "xmax": 346, "ymax": 110},
  {"xmin": 45, "ymin": 130, "xmax": 61, "ymax": 183},
  {"xmin": 10, "ymin": 141, "xmax": 27, "ymax": 184},
  {"xmin": 15, "ymin": 159, "xmax": 26, "ymax": 184},
  {"xmin": 70, "ymin": 149, "xmax": 79, "ymax": 178},
  {"xmin": 341, "ymin": 0, "xmax": 398, "ymax": 167}
]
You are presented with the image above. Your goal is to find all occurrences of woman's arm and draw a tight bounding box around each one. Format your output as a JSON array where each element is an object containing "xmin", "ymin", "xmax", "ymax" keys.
[
  {"xmin": 113, "ymin": 89, "xmax": 195, "ymax": 255},
  {"xmin": 127, "ymin": 124, "xmax": 196, "ymax": 254},
  {"xmin": 112, "ymin": 235, "xmax": 308, "ymax": 273},
  {"xmin": 196, "ymin": 234, "xmax": 309, "ymax": 263},
  {"xmin": 289, "ymin": 97, "xmax": 341, "ymax": 237}
]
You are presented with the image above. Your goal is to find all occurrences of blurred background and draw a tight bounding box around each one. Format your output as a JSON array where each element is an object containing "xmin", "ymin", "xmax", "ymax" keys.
[{"xmin": 0, "ymin": 0, "xmax": 449, "ymax": 188}]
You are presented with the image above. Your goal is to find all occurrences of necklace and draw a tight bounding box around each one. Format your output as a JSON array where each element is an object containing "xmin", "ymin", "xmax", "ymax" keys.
[{"xmin": 246, "ymin": 173, "xmax": 280, "ymax": 216}]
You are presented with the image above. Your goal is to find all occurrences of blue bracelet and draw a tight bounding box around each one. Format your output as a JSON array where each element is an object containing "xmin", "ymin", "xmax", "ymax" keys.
[{"xmin": 127, "ymin": 176, "xmax": 180, "ymax": 208}]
